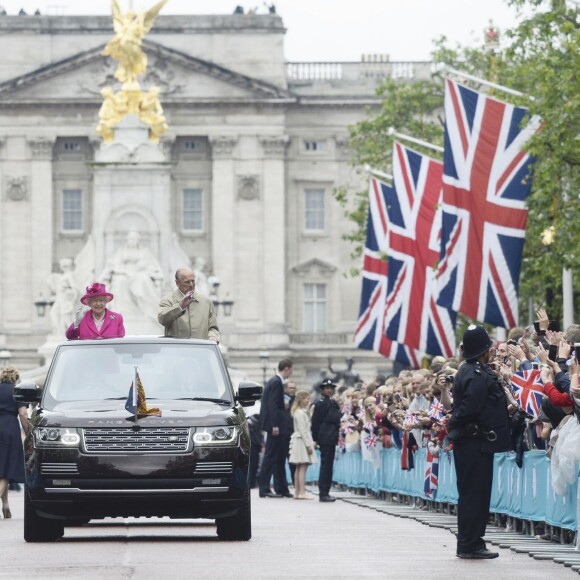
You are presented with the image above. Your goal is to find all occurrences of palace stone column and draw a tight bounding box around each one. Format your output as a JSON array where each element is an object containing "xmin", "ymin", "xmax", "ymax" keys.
[
  {"xmin": 209, "ymin": 136, "xmax": 238, "ymax": 329},
  {"xmin": 28, "ymin": 139, "xmax": 55, "ymax": 314},
  {"xmin": 259, "ymin": 135, "xmax": 289, "ymax": 344}
]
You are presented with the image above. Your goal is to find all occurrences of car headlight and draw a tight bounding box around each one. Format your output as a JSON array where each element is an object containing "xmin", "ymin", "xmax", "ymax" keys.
[
  {"xmin": 193, "ymin": 426, "xmax": 239, "ymax": 446},
  {"xmin": 34, "ymin": 427, "xmax": 81, "ymax": 447}
]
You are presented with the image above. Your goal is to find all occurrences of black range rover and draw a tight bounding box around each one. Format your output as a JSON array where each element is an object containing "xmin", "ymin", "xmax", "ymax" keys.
[{"xmin": 14, "ymin": 337, "xmax": 262, "ymax": 542}]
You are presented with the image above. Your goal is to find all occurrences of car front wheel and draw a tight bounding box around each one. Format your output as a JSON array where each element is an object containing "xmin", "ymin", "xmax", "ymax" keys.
[
  {"xmin": 216, "ymin": 486, "xmax": 251, "ymax": 541},
  {"xmin": 24, "ymin": 492, "xmax": 65, "ymax": 542}
]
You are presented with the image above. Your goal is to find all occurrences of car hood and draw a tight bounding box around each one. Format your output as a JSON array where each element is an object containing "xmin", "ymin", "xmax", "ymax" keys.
[{"xmin": 34, "ymin": 400, "xmax": 241, "ymax": 428}]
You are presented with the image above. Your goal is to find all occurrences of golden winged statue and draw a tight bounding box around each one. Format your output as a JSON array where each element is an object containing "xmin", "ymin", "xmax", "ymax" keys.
[
  {"xmin": 97, "ymin": 0, "xmax": 169, "ymax": 144},
  {"xmin": 103, "ymin": 0, "xmax": 168, "ymax": 86}
]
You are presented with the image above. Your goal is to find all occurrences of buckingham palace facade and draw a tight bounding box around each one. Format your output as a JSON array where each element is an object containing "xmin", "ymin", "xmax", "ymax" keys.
[{"xmin": 0, "ymin": 12, "xmax": 431, "ymax": 383}]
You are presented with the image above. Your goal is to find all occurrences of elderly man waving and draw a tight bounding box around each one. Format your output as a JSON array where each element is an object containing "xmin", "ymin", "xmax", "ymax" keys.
[{"xmin": 158, "ymin": 268, "xmax": 220, "ymax": 342}]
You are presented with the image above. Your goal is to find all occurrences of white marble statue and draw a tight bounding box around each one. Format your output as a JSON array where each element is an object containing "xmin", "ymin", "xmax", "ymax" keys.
[
  {"xmin": 99, "ymin": 231, "xmax": 164, "ymax": 322},
  {"xmin": 47, "ymin": 258, "xmax": 79, "ymax": 335},
  {"xmin": 193, "ymin": 256, "xmax": 210, "ymax": 296}
]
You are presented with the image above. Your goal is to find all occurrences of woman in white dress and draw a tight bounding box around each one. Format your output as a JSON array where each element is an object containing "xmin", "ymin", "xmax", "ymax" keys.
[{"xmin": 289, "ymin": 390, "xmax": 316, "ymax": 499}]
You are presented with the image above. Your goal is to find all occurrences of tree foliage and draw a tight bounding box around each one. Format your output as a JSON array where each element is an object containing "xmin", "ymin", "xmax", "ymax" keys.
[{"xmin": 336, "ymin": 0, "xmax": 579, "ymax": 325}]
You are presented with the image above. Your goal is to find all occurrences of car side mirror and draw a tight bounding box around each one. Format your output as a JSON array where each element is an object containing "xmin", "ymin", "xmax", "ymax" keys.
[
  {"xmin": 13, "ymin": 380, "xmax": 42, "ymax": 404},
  {"xmin": 235, "ymin": 381, "xmax": 262, "ymax": 407}
]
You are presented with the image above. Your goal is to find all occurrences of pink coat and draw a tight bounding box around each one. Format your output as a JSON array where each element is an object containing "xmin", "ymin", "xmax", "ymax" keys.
[{"xmin": 65, "ymin": 309, "xmax": 125, "ymax": 340}]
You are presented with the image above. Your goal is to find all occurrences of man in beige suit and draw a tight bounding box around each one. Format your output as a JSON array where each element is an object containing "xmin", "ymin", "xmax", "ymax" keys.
[{"xmin": 158, "ymin": 268, "xmax": 220, "ymax": 342}]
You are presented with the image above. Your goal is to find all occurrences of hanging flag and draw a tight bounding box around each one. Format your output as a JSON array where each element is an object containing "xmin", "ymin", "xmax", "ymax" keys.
[
  {"xmin": 125, "ymin": 367, "xmax": 161, "ymax": 417},
  {"xmin": 511, "ymin": 369, "xmax": 544, "ymax": 419},
  {"xmin": 424, "ymin": 447, "xmax": 439, "ymax": 497},
  {"xmin": 384, "ymin": 142, "xmax": 456, "ymax": 357},
  {"xmin": 436, "ymin": 80, "xmax": 541, "ymax": 328},
  {"xmin": 354, "ymin": 176, "xmax": 421, "ymax": 367},
  {"xmin": 428, "ymin": 397, "xmax": 445, "ymax": 421}
]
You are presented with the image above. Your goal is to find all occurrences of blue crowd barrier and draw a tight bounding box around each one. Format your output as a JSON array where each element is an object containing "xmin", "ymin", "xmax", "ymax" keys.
[{"xmin": 305, "ymin": 447, "xmax": 577, "ymax": 531}]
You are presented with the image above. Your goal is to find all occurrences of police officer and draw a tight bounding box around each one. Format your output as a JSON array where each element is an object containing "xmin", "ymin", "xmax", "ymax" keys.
[
  {"xmin": 448, "ymin": 325, "xmax": 511, "ymax": 559},
  {"xmin": 311, "ymin": 378, "xmax": 341, "ymax": 502}
]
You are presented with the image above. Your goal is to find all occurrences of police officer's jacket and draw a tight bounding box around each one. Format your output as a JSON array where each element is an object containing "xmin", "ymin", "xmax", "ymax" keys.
[
  {"xmin": 311, "ymin": 395, "xmax": 341, "ymax": 446},
  {"xmin": 448, "ymin": 360, "xmax": 511, "ymax": 453}
]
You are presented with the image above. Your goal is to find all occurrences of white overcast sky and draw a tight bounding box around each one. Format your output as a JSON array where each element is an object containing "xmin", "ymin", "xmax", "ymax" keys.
[{"xmin": 0, "ymin": 0, "xmax": 535, "ymax": 61}]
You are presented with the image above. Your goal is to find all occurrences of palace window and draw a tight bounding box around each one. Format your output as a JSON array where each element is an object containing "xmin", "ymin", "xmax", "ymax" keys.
[
  {"xmin": 61, "ymin": 189, "xmax": 83, "ymax": 231},
  {"xmin": 304, "ymin": 188, "xmax": 325, "ymax": 231},
  {"xmin": 303, "ymin": 140, "xmax": 326, "ymax": 152},
  {"xmin": 183, "ymin": 188, "xmax": 203, "ymax": 231},
  {"xmin": 63, "ymin": 141, "xmax": 81, "ymax": 152},
  {"xmin": 303, "ymin": 283, "xmax": 326, "ymax": 333}
]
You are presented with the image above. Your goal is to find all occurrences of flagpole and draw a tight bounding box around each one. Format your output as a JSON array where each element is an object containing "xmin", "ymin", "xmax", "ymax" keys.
[
  {"xmin": 387, "ymin": 128, "xmax": 444, "ymax": 154},
  {"xmin": 133, "ymin": 366, "xmax": 138, "ymax": 426},
  {"xmin": 364, "ymin": 164, "xmax": 393, "ymax": 182},
  {"xmin": 442, "ymin": 66, "xmax": 530, "ymax": 100}
]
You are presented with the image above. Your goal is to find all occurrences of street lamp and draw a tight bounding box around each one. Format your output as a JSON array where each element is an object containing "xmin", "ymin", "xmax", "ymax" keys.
[
  {"xmin": 0, "ymin": 349, "xmax": 11, "ymax": 367},
  {"xmin": 259, "ymin": 350, "xmax": 270, "ymax": 385},
  {"xmin": 209, "ymin": 277, "xmax": 235, "ymax": 317},
  {"xmin": 34, "ymin": 295, "xmax": 54, "ymax": 317}
]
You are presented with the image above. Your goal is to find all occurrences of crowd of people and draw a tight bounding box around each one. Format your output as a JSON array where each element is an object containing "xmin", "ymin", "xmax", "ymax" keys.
[
  {"xmin": 4, "ymin": 266, "xmax": 580, "ymax": 552},
  {"xmin": 248, "ymin": 309, "xmax": 580, "ymax": 552}
]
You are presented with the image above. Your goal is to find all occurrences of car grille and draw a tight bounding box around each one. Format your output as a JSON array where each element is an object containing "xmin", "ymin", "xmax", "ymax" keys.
[
  {"xmin": 83, "ymin": 427, "xmax": 191, "ymax": 453},
  {"xmin": 194, "ymin": 461, "xmax": 233, "ymax": 475},
  {"xmin": 41, "ymin": 462, "xmax": 79, "ymax": 475}
]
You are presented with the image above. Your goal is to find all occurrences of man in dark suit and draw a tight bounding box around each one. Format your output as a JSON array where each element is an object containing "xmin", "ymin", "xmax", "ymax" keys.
[
  {"xmin": 258, "ymin": 358, "xmax": 293, "ymax": 498},
  {"xmin": 275, "ymin": 381, "xmax": 296, "ymax": 492}
]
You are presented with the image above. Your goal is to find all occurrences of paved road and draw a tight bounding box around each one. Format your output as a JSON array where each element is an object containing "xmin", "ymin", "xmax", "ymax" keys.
[{"xmin": 0, "ymin": 488, "xmax": 575, "ymax": 579}]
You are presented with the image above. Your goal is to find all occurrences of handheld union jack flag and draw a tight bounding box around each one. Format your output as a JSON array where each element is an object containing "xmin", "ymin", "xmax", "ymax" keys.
[
  {"xmin": 364, "ymin": 431, "xmax": 378, "ymax": 451},
  {"xmin": 384, "ymin": 143, "xmax": 456, "ymax": 357},
  {"xmin": 354, "ymin": 176, "xmax": 421, "ymax": 367},
  {"xmin": 403, "ymin": 410, "xmax": 420, "ymax": 429},
  {"xmin": 424, "ymin": 447, "xmax": 439, "ymax": 497},
  {"xmin": 428, "ymin": 397, "xmax": 445, "ymax": 421},
  {"xmin": 512, "ymin": 369, "xmax": 544, "ymax": 419},
  {"xmin": 436, "ymin": 80, "xmax": 541, "ymax": 328}
]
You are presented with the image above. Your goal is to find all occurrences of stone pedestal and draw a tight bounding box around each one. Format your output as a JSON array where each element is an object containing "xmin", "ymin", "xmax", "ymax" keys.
[{"xmin": 91, "ymin": 116, "xmax": 172, "ymax": 335}]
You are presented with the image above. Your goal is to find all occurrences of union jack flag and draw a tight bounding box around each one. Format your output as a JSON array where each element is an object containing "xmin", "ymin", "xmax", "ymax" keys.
[
  {"xmin": 436, "ymin": 80, "xmax": 541, "ymax": 328},
  {"xmin": 364, "ymin": 432, "xmax": 378, "ymax": 450},
  {"xmin": 404, "ymin": 410, "xmax": 420, "ymax": 428},
  {"xmin": 424, "ymin": 447, "xmax": 439, "ymax": 497},
  {"xmin": 512, "ymin": 369, "xmax": 544, "ymax": 419},
  {"xmin": 384, "ymin": 143, "xmax": 456, "ymax": 357},
  {"xmin": 354, "ymin": 176, "xmax": 421, "ymax": 367},
  {"xmin": 428, "ymin": 397, "xmax": 445, "ymax": 421}
]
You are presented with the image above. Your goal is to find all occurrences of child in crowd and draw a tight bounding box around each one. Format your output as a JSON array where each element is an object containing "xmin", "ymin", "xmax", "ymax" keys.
[{"xmin": 289, "ymin": 390, "xmax": 317, "ymax": 499}]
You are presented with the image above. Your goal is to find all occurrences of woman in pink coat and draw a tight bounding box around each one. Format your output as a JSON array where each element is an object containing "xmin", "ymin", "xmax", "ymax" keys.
[{"xmin": 65, "ymin": 282, "xmax": 125, "ymax": 340}]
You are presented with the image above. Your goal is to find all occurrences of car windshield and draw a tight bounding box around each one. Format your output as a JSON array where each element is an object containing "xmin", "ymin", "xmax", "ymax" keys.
[{"xmin": 43, "ymin": 342, "xmax": 232, "ymax": 407}]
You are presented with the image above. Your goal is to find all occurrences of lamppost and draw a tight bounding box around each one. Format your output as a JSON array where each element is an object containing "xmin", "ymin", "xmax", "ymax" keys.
[
  {"xmin": 0, "ymin": 349, "xmax": 11, "ymax": 368},
  {"xmin": 209, "ymin": 276, "xmax": 235, "ymax": 317},
  {"xmin": 259, "ymin": 350, "xmax": 270, "ymax": 385},
  {"xmin": 34, "ymin": 294, "xmax": 55, "ymax": 318}
]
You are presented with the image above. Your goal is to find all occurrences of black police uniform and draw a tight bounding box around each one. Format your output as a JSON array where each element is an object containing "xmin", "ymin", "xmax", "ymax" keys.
[
  {"xmin": 311, "ymin": 389, "xmax": 341, "ymax": 500},
  {"xmin": 449, "ymin": 360, "xmax": 511, "ymax": 556}
]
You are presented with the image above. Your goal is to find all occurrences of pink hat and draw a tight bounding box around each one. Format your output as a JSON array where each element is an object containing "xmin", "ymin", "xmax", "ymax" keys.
[{"xmin": 80, "ymin": 282, "xmax": 114, "ymax": 306}]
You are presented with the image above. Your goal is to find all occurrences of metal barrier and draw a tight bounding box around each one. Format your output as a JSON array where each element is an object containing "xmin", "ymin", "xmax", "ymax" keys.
[{"xmin": 304, "ymin": 448, "xmax": 577, "ymax": 532}]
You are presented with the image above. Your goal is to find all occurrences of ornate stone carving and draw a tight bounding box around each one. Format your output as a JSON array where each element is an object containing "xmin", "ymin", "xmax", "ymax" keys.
[
  {"xmin": 210, "ymin": 136, "xmax": 238, "ymax": 158},
  {"xmin": 142, "ymin": 54, "xmax": 186, "ymax": 95},
  {"xmin": 160, "ymin": 138, "xmax": 175, "ymax": 159},
  {"xmin": 335, "ymin": 135, "xmax": 350, "ymax": 158},
  {"xmin": 237, "ymin": 174, "xmax": 260, "ymax": 200},
  {"xmin": 259, "ymin": 135, "xmax": 289, "ymax": 158},
  {"xmin": 5, "ymin": 176, "xmax": 28, "ymax": 201},
  {"xmin": 28, "ymin": 139, "xmax": 53, "ymax": 160},
  {"xmin": 291, "ymin": 258, "xmax": 336, "ymax": 278}
]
